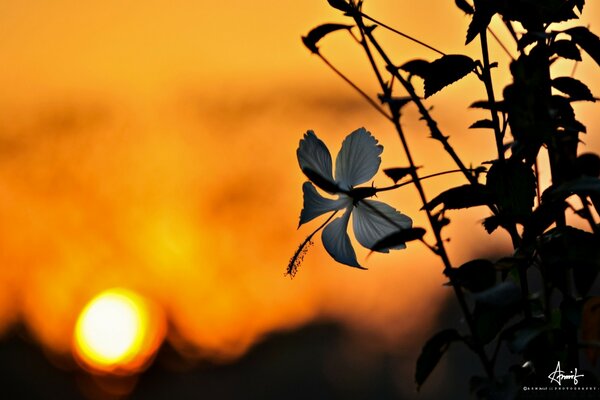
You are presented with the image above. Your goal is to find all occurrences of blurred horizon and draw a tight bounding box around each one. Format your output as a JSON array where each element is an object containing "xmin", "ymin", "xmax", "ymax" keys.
[{"xmin": 0, "ymin": 0, "xmax": 599, "ymax": 388}]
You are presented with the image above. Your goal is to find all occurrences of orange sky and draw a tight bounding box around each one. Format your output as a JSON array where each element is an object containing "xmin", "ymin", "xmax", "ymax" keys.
[{"xmin": 0, "ymin": 0, "xmax": 598, "ymax": 362}]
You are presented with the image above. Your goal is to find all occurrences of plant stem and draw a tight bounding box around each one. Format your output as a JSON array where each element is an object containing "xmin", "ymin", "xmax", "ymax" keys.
[
  {"xmin": 479, "ymin": 30, "xmax": 505, "ymax": 162},
  {"xmin": 376, "ymin": 169, "xmax": 476, "ymax": 193}
]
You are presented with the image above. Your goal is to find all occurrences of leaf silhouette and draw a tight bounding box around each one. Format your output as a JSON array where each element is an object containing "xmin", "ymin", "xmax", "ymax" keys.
[
  {"xmin": 446, "ymin": 259, "xmax": 496, "ymax": 292},
  {"xmin": 455, "ymin": 0, "xmax": 474, "ymax": 14},
  {"xmin": 302, "ymin": 23, "xmax": 353, "ymax": 54},
  {"xmin": 327, "ymin": 0, "xmax": 354, "ymax": 13},
  {"xmin": 582, "ymin": 297, "xmax": 600, "ymax": 365},
  {"xmin": 415, "ymin": 329, "xmax": 462, "ymax": 390},
  {"xmin": 370, "ymin": 227, "xmax": 426, "ymax": 253},
  {"xmin": 424, "ymin": 184, "xmax": 490, "ymax": 211},
  {"xmin": 398, "ymin": 59, "xmax": 430, "ymax": 79},
  {"xmin": 566, "ymin": 27, "xmax": 600, "ymax": 67},
  {"xmin": 470, "ymin": 99, "xmax": 506, "ymax": 112},
  {"xmin": 552, "ymin": 39, "xmax": 582, "ymax": 61},
  {"xmin": 383, "ymin": 166, "xmax": 420, "ymax": 183},
  {"xmin": 486, "ymin": 160, "xmax": 536, "ymax": 219},
  {"xmin": 424, "ymin": 55, "xmax": 476, "ymax": 97},
  {"xmin": 552, "ymin": 77, "xmax": 595, "ymax": 101},
  {"xmin": 576, "ymin": 153, "xmax": 600, "ymax": 177},
  {"xmin": 466, "ymin": 0, "xmax": 496, "ymax": 44},
  {"xmin": 469, "ymin": 119, "xmax": 495, "ymax": 129}
]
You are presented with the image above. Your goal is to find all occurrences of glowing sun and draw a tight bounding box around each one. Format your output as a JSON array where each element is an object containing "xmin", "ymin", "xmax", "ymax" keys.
[{"xmin": 73, "ymin": 288, "xmax": 165, "ymax": 374}]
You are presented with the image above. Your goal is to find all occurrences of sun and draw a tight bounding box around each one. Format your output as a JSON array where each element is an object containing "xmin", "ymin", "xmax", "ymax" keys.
[{"xmin": 73, "ymin": 288, "xmax": 165, "ymax": 374}]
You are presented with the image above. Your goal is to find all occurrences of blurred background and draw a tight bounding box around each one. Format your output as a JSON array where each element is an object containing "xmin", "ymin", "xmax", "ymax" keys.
[{"xmin": 0, "ymin": 0, "xmax": 598, "ymax": 398}]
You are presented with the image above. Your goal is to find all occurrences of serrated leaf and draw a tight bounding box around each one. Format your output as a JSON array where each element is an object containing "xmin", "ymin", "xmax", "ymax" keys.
[
  {"xmin": 383, "ymin": 166, "xmax": 420, "ymax": 183},
  {"xmin": 415, "ymin": 329, "xmax": 462, "ymax": 390},
  {"xmin": 469, "ymin": 119, "xmax": 495, "ymax": 129},
  {"xmin": 552, "ymin": 77, "xmax": 595, "ymax": 101},
  {"xmin": 423, "ymin": 184, "xmax": 490, "ymax": 211},
  {"xmin": 466, "ymin": 0, "xmax": 496, "ymax": 44},
  {"xmin": 486, "ymin": 160, "xmax": 536, "ymax": 219},
  {"xmin": 302, "ymin": 23, "xmax": 353, "ymax": 54},
  {"xmin": 446, "ymin": 259, "xmax": 496, "ymax": 292},
  {"xmin": 566, "ymin": 27, "xmax": 600, "ymax": 67},
  {"xmin": 327, "ymin": 0, "xmax": 354, "ymax": 13},
  {"xmin": 424, "ymin": 55, "xmax": 476, "ymax": 97},
  {"xmin": 398, "ymin": 59, "xmax": 430, "ymax": 79},
  {"xmin": 552, "ymin": 39, "xmax": 582, "ymax": 61},
  {"xmin": 455, "ymin": 0, "xmax": 474, "ymax": 14},
  {"xmin": 370, "ymin": 227, "xmax": 426, "ymax": 253}
]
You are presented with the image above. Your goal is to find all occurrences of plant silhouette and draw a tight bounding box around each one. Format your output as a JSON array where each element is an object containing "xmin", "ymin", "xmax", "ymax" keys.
[{"xmin": 289, "ymin": 0, "xmax": 600, "ymax": 397}]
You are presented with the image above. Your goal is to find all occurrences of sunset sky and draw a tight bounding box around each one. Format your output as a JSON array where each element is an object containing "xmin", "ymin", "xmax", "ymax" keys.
[{"xmin": 0, "ymin": 0, "xmax": 598, "ymax": 375}]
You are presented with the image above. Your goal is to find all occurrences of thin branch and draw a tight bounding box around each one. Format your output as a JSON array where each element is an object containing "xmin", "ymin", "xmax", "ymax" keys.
[{"xmin": 359, "ymin": 12, "xmax": 446, "ymax": 56}]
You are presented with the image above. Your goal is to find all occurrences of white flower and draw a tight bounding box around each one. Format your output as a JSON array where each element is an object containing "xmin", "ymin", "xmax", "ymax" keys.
[{"xmin": 297, "ymin": 128, "xmax": 412, "ymax": 268}]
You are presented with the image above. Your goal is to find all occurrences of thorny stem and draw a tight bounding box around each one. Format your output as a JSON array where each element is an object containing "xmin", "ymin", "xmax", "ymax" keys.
[
  {"xmin": 352, "ymin": 12, "xmax": 497, "ymax": 379},
  {"xmin": 360, "ymin": 27, "xmax": 477, "ymax": 186},
  {"xmin": 479, "ymin": 30, "xmax": 505, "ymax": 162}
]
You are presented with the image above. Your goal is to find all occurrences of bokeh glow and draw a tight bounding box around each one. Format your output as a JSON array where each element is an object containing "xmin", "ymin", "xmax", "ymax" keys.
[{"xmin": 74, "ymin": 289, "xmax": 165, "ymax": 374}]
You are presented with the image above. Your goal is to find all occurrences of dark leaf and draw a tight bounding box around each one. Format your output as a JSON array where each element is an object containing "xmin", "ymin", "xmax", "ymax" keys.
[
  {"xmin": 469, "ymin": 119, "xmax": 495, "ymax": 129},
  {"xmin": 548, "ymin": 176, "xmax": 600, "ymax": 200},
  {"xmin": 573, "ymin": 0, "xmax": 585, "ymax": 13},
  {"xmin": 486, "ymin": 160, "xmax": 536, "ymax": 219},
  {"xmin": 566, "ymin": 27, "xmax": 600, "ymax": 67},
  {"xmin": 538, "ymin": 227, "xmax": 600, "ymax": 296},
  {"xmin": 446, "ymin": 259, "xmax": 496, "ymax": 292},
  {"xmin": 522, "ymin": 199, "xmax": 568, "ymax": 242},
  {"xmin": 482, "ymin": 215, "xmax": 500, "ymax": 234},
  {"xmin": 301, "ymin": 167, "xmax": 340, "ymax": 193},
  {"xmin": 424, "ymin": 55, "xmax": 476, "ymax": 97},
  {"xmin": 552, "ymin": 39, "xmax": 582, "ymax": 61},
  {"xmin": 517, "ymin": 32, "xmax": 547, "ymax": 51},
  {"xmin": 577, "ymin": 153, "xmax": 600, "ymax": 177},
  {"xmin": 455, "ymin": 0, "xmax": 474, "ymax": 14},
  {"xmin": 370, "ymin": 227, "xmax": 426, "ymax": 253},
  {"xmin": 415, "ymin": 329, "xmax": 462, "ymax": 390},
  {"xmin": 302, "ymin": 23, "xmax": 353, "ymax": 54},
  {"xmin": 466, "ymin": 0, "xmax": 496, "ymax": 44},
  {"xmin": 423, "ymin": 184, "xmax": 490, "ymax": 211},
  {"xmin": 473, "ymin": 282, "xmax": 522, "ymax": 343},
  {"xmin": 398, "ymin": 59, "xmax": 430, "ymax": 79},
  {"xmin": 504, "ymin": 319, "xmax": 548, "ymax": 353},
  {"xmin": 552, "ymin": 76, "xmax": 595, "ymax": 101},
  {"xmin": 470, "ymin": 100, "xmax": 506, "ymax": 112},
  {"xmin": 327, "ymin": 0, "xmax": 353, "ymax": 13},
  {"xmin": 383, "ymin": 166, "xmax": 420, "ymax": 183}
]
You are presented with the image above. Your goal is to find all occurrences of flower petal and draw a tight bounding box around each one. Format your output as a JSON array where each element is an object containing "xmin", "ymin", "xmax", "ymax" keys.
[
  {"xmin": 322, "ymin": 208, "xmax": 364, "ymax": 269},
  {"xmin": 297, "ymin": 130, "xmax": 336, "ymax": 192},
  {"xmin": 352, "ymin": 199, "xmax": 412, "ymax": 252},
  {"xmin": 299, "ymin": 182, "xmax": 350, "ymax": 227},
  {"xmin": 335, "ymin": 128, "xmax": 383, "ymax": 190}
]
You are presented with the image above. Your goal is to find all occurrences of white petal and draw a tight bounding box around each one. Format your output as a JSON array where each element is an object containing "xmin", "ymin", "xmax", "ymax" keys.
[
  {"xmin": 334, "ymin": 128, "xmax": 383, "ymax": 190},
  {"xmin": 299, "ymin": 182, "xmax": 350, "ymax": 227},
  {"xmin": 352, "ymin": 199, "xmax": 412, "ymax": 252},
  {"xmin": 322, "ymin": 208, "xmax": 364, "ymax": 269},
  {"xmin": 297, "ymin": 130, "xmax": 336, "ymax": 191}
]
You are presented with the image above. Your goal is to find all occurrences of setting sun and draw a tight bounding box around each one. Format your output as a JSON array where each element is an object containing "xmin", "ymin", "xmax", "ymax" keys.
[{"xmin": 73, "ymin": 289, "xmax": 165, "ymax": 374}]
